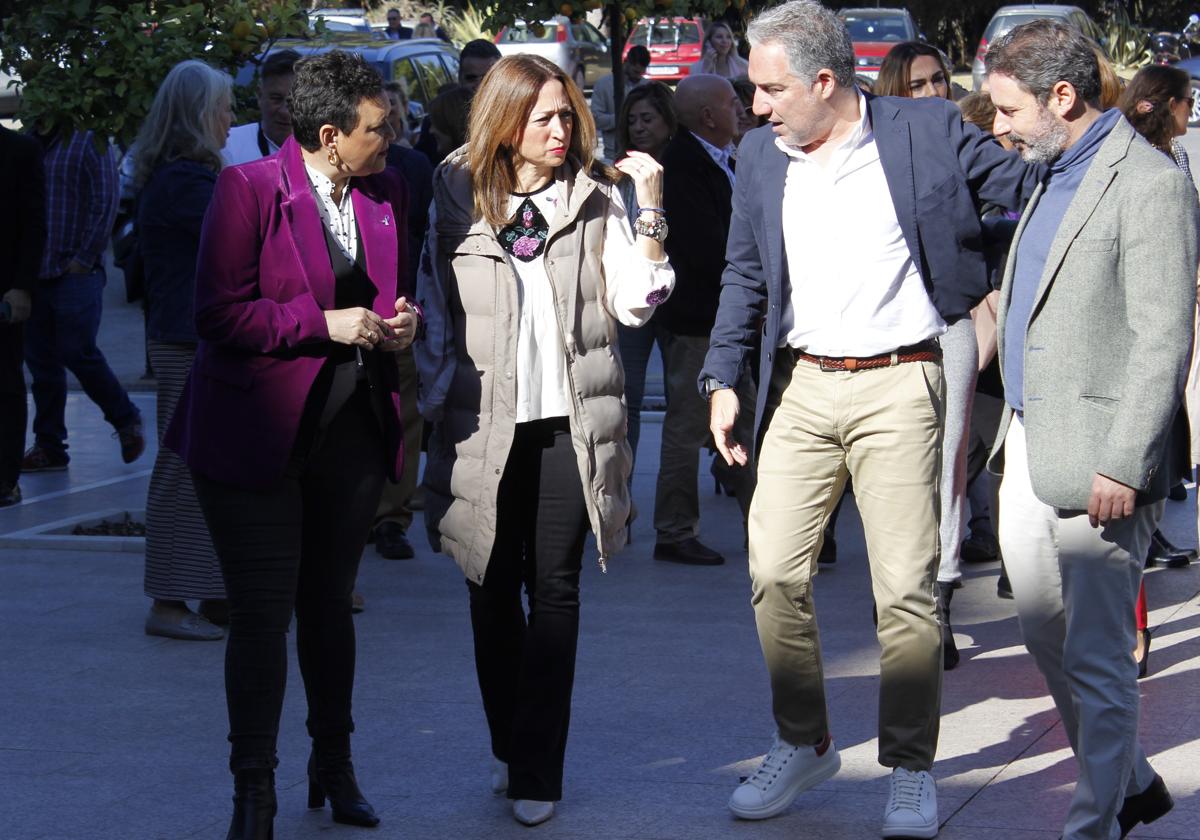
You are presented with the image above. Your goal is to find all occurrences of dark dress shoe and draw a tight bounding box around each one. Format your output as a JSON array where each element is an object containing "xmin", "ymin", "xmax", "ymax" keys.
[
  {"xmin": 375, "ymin": 521, "xmax": 415, "ymax": 559},
  {"xmin": 1147, "ymin": 529, "xmax": 1196, "ymax": 568},
  {"xmin": 1135, "ymin": 628, "xmax": 1152, "ymax": 679},
  {"xmin": 308, "ymin": 741, "xmax": 380, "ymax": 827},
  {"xmin": 116, "ymin": 420, "xmax": 146, "ymax": 464},
  {"xmin": 0, "ymin": 482, "xmax": 20, "ymax": 507},
  {"xmin": 1168, "ymin": 481, "xmax": 1188, "ymax": 502},
  {"xmin": 960, "ymin": 535, "xmax": 999, "ymax": 564},
  {"xmin": 1118, "ymin": 773, "xmax": 1173, "ymax": 837},
  {"xmin": 654, "ymin": 537, "xmax": 725, "ymax": 566},
  {"xmin": 996, "ymin": 573, "xmax": 1014, "ymax": 600},
  {"xmin": 228, "ymin": 768, "xmax": 275, "ymax": 840}
]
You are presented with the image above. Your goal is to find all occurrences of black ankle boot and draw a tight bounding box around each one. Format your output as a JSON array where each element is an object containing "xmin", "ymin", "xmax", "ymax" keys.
[
  {"xmin": 308, "ymin": 737, "xmax": 380, "ymax": 828},
  {"xmin": 938, "ymin": 582, "xmax": 960, "ymax": 671},
  {"xmin": 227, "ymin": 768, "xmax": 276, "ymax": 840}
]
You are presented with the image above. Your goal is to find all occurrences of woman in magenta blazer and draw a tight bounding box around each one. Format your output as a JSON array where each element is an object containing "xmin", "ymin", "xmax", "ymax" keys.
[{"xmin": 165, "ymin": 51, "xmax": 417, "ymax": 839}]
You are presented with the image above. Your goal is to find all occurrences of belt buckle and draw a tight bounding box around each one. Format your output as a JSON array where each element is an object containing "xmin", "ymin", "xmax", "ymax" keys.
[{"xmin": 819, "ymin": 356, "xmax": 842, "ymax": 372}]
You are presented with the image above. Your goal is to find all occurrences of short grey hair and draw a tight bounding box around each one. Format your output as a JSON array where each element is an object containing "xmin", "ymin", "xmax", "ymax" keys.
[
  {"xmin": 984, "ymin": 18, "xmax": 1101, "ymax": 104},
  {"xmin": 746, "ymin": 0, "xmax": 855, "ymax": 86}
]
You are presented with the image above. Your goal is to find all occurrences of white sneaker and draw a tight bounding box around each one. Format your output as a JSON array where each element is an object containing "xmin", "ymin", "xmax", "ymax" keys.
[
  {"xmin": 512, "ymin": 799, "xmax": 555, "ymax": 826},
  {"xmin": 728, "ymin": 732, "xmax": 841, "ymax": 820},
  {"xmin": 490, "ymin": 759, "xmax": 508, "ymax": 795},
  {"xmin": 881, "ymin": 768, "xmax": 938, "ymax": 838}
]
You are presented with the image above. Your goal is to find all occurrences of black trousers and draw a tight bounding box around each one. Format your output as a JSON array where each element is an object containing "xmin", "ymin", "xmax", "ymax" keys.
[
  {"xmin": 468, "ymin": 417, "xmax": 590, "ymax": 801},
  {"xmin": 0, "ymin": 323, "xmax": 25, "ymax": 487},
  {"xmin": 194, "ymin": 387, "xmax": 386, "ymax": 772}
]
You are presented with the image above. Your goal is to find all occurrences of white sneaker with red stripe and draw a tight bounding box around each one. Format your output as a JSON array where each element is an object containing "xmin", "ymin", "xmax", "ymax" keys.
[{"xmin": 728, "ymin": 732, "xmax": 840, "ymax": 820}]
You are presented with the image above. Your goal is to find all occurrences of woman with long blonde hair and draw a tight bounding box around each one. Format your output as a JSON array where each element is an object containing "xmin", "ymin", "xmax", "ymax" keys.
[
  {"xmin": 691, "ymin": 21, "xmax": 749, "ymax": 80},
  {"xmin": 415, "ymin": 54, "xmax": 673, "ymax": 827}
]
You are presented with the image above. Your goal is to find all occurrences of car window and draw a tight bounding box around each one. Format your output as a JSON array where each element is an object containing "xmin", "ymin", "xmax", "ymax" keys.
[
  {"xmin": 413, "ymin": 52, "xmax": 454, "ymax": 97},
  {"xmin": 498, "ymin": 21, "xmax": 560, "ymax": 43},
  {"xmin": 628, "ymin": 20, "xmax": 700, "ymax": 47},
  {"xmin": 840, "ymin": 13, "xmax": 913, "ymax": 42},
  {"xmin": 583, "ymin": 22, "xmax": 607, "ymax": 46},
  {"xmin": 440, "ymin": 52, "xmax": 460, "ymax": 81},
  {"xmin": 392, "ymin": 57, "xmax": 425, "ymax": 106}
]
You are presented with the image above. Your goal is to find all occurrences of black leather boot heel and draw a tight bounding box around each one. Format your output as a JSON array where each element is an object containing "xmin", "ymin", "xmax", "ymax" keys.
[
  {"xmin": 308, "ymin": 738, "xmax": 380, "ymax": 828},
  {"xmin": 227, "ymin": 768, "xmax": 276, "ymax": 840}
]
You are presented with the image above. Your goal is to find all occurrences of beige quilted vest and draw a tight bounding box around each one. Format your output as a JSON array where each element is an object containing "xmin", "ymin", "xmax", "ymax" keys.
[{"xmin": 422, "ymin": 152, "xmax": 632, "ymax": 583}]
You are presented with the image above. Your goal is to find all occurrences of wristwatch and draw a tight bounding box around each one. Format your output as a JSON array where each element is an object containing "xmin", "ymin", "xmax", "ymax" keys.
[
  {"xmin": 703, "ymin": 377, "xmax": 732, "ymax": 398},
  {"xmin": 634, "ymin": 213, "xmax": 669, "ymax": 243}
]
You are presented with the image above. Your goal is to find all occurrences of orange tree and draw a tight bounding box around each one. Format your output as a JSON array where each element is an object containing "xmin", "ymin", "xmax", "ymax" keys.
[{"xmin": 0, "ymin": 0, "xmax": 315, "ymax": 145}]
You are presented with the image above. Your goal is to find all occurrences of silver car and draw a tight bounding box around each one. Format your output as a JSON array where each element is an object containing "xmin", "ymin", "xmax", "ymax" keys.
[
  {"xmin": 494, "ymin": 16, "xmax": 610, "ymax": 90},
  {"xmin": 973, "ymin": 4, "xmax": 1105, "ymax": 90}
]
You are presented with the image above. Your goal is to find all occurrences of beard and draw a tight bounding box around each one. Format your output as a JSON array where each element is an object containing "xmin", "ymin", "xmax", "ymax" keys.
[{"xmin": 1008, "ymin": 105, "xmax": 1071, "ymax": 164}]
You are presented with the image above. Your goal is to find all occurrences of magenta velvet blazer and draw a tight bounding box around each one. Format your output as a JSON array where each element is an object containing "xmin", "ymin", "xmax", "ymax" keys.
[{"xmin": 164, "ymin": 137, "xmax": 410, "ymax": 490}]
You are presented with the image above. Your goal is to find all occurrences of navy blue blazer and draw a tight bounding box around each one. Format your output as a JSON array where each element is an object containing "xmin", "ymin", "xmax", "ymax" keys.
[
  {"xmin": 138, "ymin": 159, "xmax": 217, "ymax": 344},
  {"xmin": 701, "ymin": 94, "xmax": 1042, "ymax": 448}
]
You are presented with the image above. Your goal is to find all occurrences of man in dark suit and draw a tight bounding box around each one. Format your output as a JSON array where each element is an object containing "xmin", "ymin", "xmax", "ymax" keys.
[
  {"xmin": 653, "ymin": 74, "xmax": 750, "ymax": 566},
  {"xmin": 0, "ymin": 127, "xmax": 46, "ymax": 506},
  {"xmin": 383, "ymin": 8, "xmax": 413, "ymax": 40},
  {"xmin": 700, "ymin": 3, "xmax": 1039, "ymax": 835}
]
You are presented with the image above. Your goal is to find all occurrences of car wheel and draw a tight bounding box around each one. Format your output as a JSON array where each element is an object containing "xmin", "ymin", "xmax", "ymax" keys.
[
  {"xmin": 573, "ymin": 64, "xmax": 586, "ymax": 92},
  {"xmin": 1191, "ymin": 78, "xmax": 1200, "ymax": 127}
]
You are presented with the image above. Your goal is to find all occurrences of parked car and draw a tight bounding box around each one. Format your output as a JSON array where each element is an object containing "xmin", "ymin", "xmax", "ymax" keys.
[
  {"xmin": 493, "ymin": 16, "xmax": 609, "ymax": 90},
  {"xmin": 1169, "ymin": 54, "xmax": 1200, "ymax": 126},
  {"xmin": 972, "ymin": 5, "xmax": 1104, "ymax": 90},
  {"xmin": 837, "ymin": 7, "xmax": 919, "ymax": 79},
  {"xmin": 238, "ymin": 36, "xmax": 459, "ymax": 130},
  {"xmin": 622, "ymin": 17, "xmax": 704, "ymax": 83}
]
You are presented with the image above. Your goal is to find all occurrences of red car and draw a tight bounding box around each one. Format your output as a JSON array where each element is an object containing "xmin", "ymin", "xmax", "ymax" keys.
[
  {"xmin": 622, "ymin": 17, "xmax": 704, "ymax": 83},
  {"xmin": 837, "ymin": 7, "xmax": 919, "ymax": 80}
]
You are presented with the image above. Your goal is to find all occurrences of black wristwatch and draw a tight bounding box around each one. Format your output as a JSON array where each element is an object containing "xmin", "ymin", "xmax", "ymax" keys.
[{"xmin": 703, "ymin": 377, "xmax": 732, "ymax": 398}]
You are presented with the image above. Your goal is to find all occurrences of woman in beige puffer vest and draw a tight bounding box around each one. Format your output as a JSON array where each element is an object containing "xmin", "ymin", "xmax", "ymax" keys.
[{"xmin": 413, "ymin": 56, "xmax": 674, "ymax": 826}]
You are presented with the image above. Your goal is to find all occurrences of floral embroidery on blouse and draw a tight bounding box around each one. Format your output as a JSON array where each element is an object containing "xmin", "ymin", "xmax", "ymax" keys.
[
  {"xmin": 499, "ymin": 197, "xmax": 550, "ymax": 262},
  {"xmin": 646, "ymin": 286, "xmax": 670, "ymax": 306}
]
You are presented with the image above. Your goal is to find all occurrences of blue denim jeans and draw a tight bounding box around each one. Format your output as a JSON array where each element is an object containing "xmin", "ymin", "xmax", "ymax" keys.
[
  {"xmin": 24, "ymin": 268, "xmax": 139, "ymax": 455},
  {"xmin": 617, "ymin": 319, "xmax": 667, "ymax": 473}
]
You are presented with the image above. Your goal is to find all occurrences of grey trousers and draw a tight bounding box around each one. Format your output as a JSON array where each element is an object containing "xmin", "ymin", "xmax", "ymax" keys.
[
  {"xmin": 654, "ymin": 331, "xmax": 756, "ymax": 542},
  {"xmin": 937, "ymin": 317, "xmax": 978, "ymax": 584},
  {"xmin": 999, "ymin": 417, "xmax": 1159, "ymax": 840}
]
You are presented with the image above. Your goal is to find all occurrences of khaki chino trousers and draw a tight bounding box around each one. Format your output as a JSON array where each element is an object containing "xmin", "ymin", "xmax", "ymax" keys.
[{"xmin": 750, "ymin": 353, "xmax": 945, "ymax": 770}]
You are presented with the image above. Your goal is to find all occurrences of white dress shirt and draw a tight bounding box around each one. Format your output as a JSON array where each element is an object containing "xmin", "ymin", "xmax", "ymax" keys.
[
  {"xmin": 304, "ymin": 164, "xmax": 358, "ymax": 262},
  {"xmin": 222, "ymin": 122, "xmax": 280, "ymax": 167},
  {"xmin": 690, "ymin": 130, "xmax": 736, "ymax": 188},
  {"xmin": 778, "ymin": 92, "xmax": 946, "ymax": 356}
]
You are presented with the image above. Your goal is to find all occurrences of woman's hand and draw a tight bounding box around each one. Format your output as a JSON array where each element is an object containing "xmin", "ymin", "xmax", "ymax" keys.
[
  {"xmin": 614, "ymin": 150, "xmax": 664, "ymax": 210},
  {"xmin": 324, "ymin": 307, "xmax": 392, "ymax": 348},
  {"xmin": 379, "ymin": 297, "xmax": 419, "ymax": 352}
]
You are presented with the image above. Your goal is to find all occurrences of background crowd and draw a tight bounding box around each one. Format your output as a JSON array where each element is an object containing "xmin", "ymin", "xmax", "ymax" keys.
[{"xmin": 1, "ymin": 2, "xmax": 1199, "ymax": 839}]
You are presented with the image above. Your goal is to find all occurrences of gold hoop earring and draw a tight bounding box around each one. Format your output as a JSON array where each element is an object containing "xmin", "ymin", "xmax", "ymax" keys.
[{"xmin": 327, "ymin": 145, "xmax": 340, "ymax": 167}]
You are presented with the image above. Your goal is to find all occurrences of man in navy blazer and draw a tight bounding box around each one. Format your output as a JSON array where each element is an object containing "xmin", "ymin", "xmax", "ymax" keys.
[{"xmin": 699, "ymin": 3, "xmax": 1039, "ymax": 836}]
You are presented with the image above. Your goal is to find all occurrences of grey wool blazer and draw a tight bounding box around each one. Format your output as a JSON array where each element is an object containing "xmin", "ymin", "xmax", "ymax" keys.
[{"xmin": 991, "ymin": 115, "xmax": 1199, "ymax": 509}]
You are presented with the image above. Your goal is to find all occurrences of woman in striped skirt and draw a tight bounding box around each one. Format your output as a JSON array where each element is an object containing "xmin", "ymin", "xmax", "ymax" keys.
[{"xmin": 130, "ymin": 60, "xmax": 234, "ymax": 640}]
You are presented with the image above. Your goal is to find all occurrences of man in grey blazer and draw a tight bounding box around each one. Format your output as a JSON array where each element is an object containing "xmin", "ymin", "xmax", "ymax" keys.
[{"xmin": 986, "ymin": 21, "xmax": 1198, "ymax": 840}]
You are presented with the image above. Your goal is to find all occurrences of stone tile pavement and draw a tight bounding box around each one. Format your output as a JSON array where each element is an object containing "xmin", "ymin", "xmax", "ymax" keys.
[{"xmin": 2, "ymin": 391, "xmax": 1198, "ymax": 840}]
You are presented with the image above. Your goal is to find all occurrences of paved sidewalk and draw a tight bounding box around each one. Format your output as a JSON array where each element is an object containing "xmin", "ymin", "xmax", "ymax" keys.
[{"xmin": 2, "ymin": 393, "xmax": 1198, "ymax": 840}]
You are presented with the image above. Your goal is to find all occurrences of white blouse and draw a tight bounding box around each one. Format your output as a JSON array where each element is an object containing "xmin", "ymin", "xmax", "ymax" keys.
[{"xmin": 418, "ymin": 174, "xmax": 673, "ymax": 423}]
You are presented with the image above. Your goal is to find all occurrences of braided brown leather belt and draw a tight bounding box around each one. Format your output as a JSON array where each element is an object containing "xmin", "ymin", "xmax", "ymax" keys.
[{"xmin": 792, "ymin": 340, "xmax": 942, "ymax": 372}]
